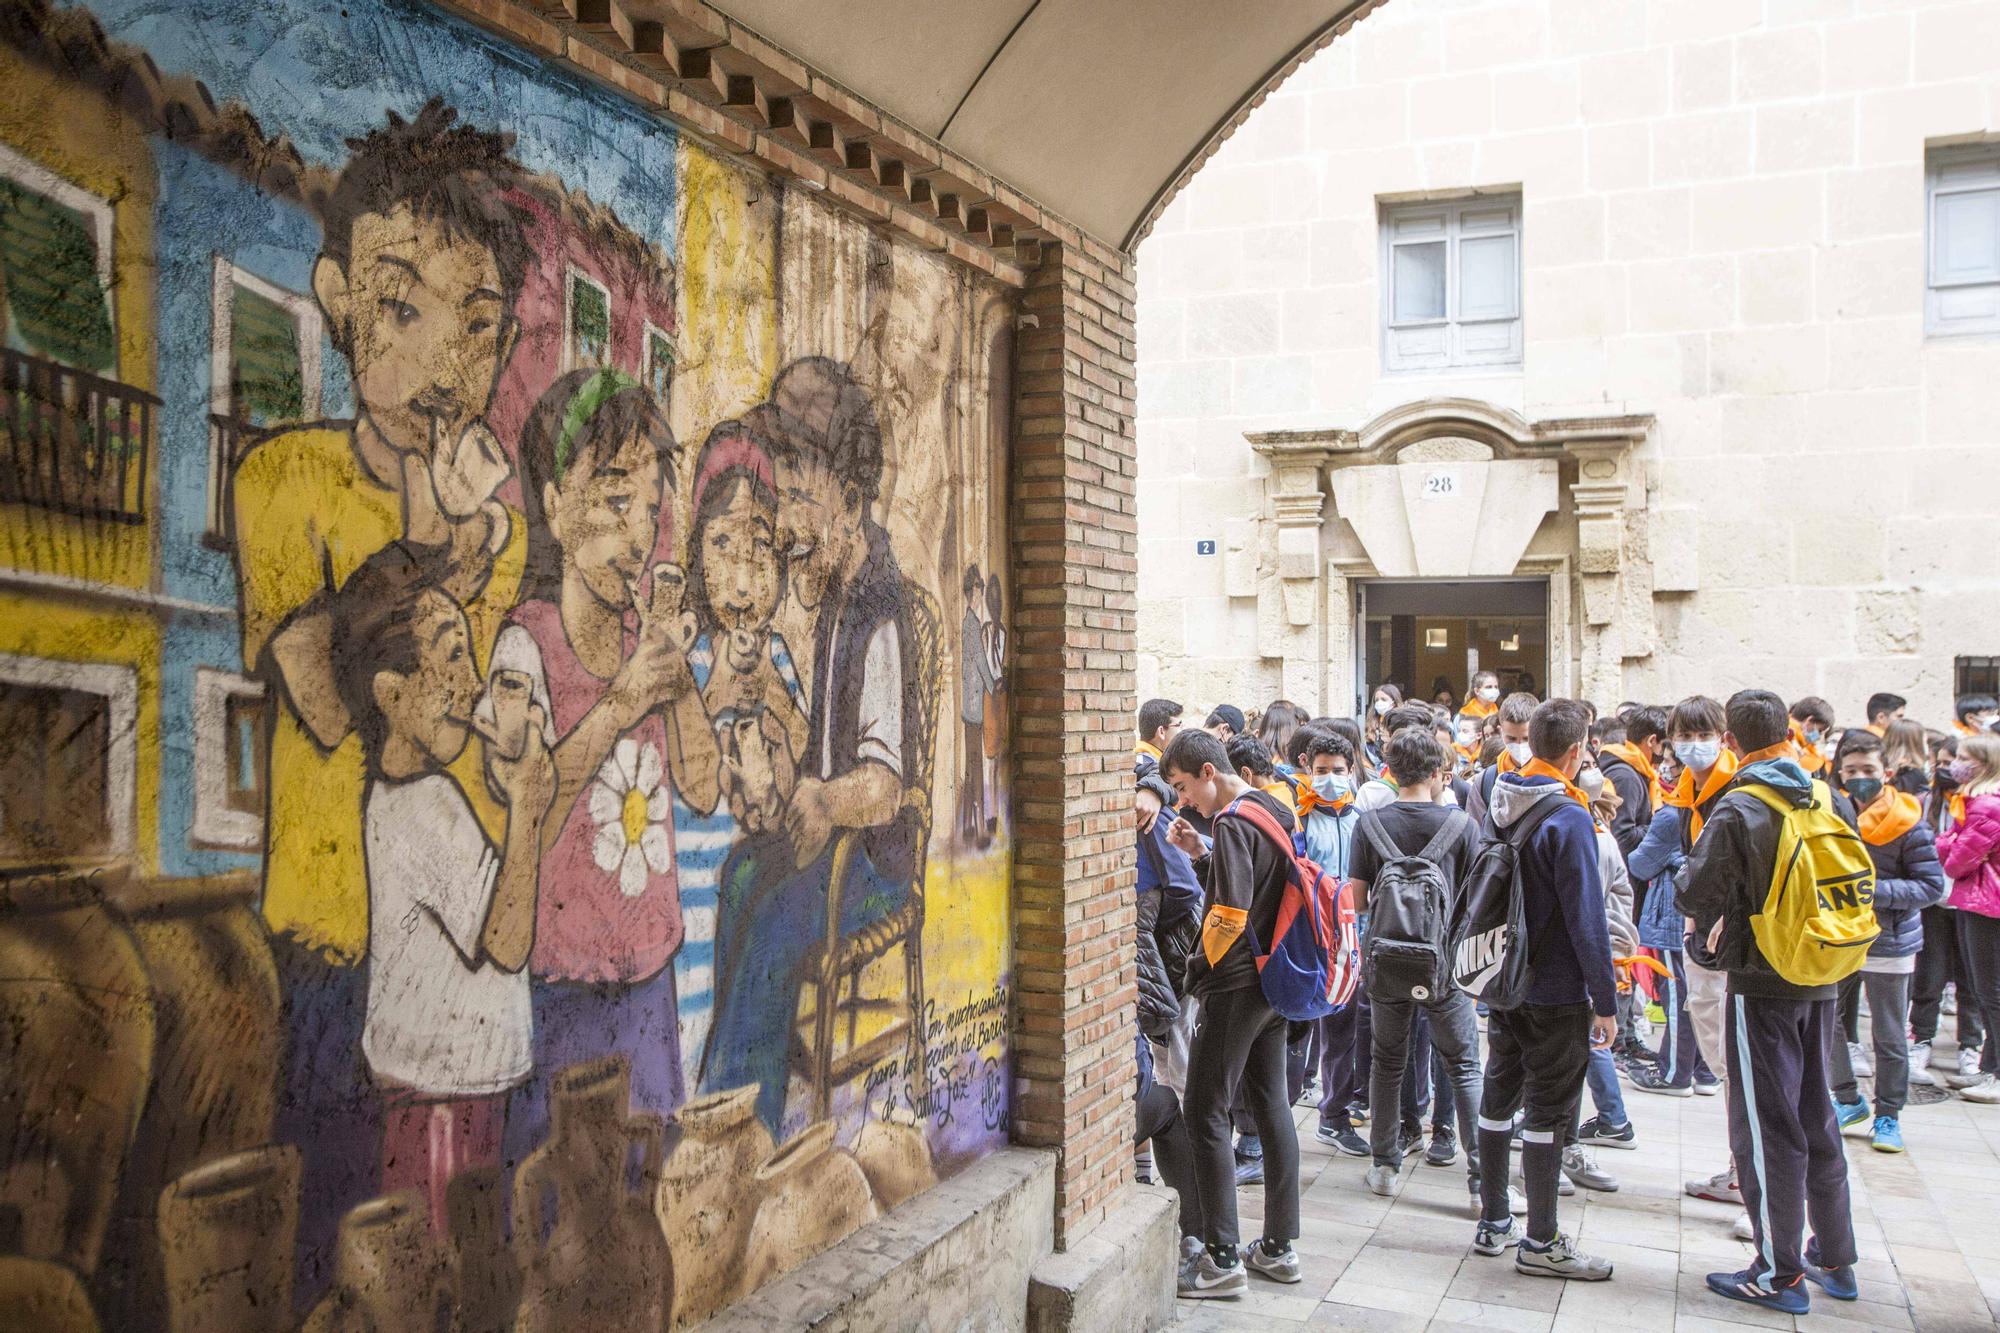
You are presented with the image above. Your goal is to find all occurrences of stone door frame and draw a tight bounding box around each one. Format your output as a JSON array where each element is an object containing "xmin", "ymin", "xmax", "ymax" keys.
[{"xmin": 1244, "ymin": 398, "xmax": 1654, "ymax": 713}]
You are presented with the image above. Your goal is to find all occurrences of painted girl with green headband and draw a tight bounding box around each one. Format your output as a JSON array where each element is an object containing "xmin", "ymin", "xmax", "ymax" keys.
[{"xmin": 491, "ymin": 367, "xmax": 718, "ymax": 1158}]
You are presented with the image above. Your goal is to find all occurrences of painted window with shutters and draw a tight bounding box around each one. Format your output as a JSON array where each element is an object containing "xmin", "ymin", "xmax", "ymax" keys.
[
  {"xmin": 0, "ymin": 145, "xmax": 116, "ymax": 375},
  {"xmin": 1926, "ymin": 144, "xmax": 2000, "ymax": 338},
  {"xmin": 1380, "ymin": 193, "xmax": 1523, "ymax": 373},
  {"xmin": 207, "ymin": 259, "xmax": 322, "ymax": 540},
  {"xmin": 0, "ymin": 655, "xmax": 137, "ymax": 869},
  {"xmin": 644, "ymin": 320, "xmax": 674, "ymax": 405},
  {"xmin": 565, "ymin": 266, "xmax": 612, "ymax": 370}
]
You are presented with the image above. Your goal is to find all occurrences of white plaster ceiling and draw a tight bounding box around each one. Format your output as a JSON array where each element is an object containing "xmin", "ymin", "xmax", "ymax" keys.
[{"xmin": 704, "ymin": 0, "xmax": 1385, "ymax": 249}]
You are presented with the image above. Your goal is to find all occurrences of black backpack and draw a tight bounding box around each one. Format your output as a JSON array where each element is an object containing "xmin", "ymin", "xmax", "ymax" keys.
[
  {"xmin": 1357, "ymin": 808, "xmax": 1471, "ymax": 1003},
  {"xmin": 1449, "ymin": 798, "xmax": 1566, "ymax": 1010}
]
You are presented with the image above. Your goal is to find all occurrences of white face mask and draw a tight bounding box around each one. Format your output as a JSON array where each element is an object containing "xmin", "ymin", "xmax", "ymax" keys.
[
  {"xmin": 1674, "ymin": 739, "xmax": 1722, "ymax": 772},
  {"xmin": 1477, "ymin": 686, "xmax": 1499, "ymax": 703},
  {"xmin": 1373, "ymin": 698, "xmax": 1392, "ymax": 717},
  {"xmin": 1505, "ymin": 741, "xmax": 1533, "ymax": 767}
]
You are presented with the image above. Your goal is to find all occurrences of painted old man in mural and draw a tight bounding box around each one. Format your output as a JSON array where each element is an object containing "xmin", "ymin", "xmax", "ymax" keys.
[
  {"xmin": 230, "ymin": 99, "xmax": 531, "ymax": 1290},
  {"xmin": 702, "ymin": 357, "xmax": 923, "ymax": 1135}
]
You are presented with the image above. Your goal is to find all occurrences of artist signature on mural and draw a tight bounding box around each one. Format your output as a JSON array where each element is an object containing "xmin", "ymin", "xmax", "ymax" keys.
[{"xmin": 863, "ymin": 983, "xmax": 1010, "ymax": 1130}]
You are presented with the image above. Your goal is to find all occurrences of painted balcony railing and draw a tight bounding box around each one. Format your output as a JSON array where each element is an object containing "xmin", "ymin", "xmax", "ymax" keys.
[
  {"xmin": 0, "ymin": 345, "xmax": 155, "ymax": 524},
  {"xmin": 205, "ymin": 413, "xmax": 253, "ymax": 546}
]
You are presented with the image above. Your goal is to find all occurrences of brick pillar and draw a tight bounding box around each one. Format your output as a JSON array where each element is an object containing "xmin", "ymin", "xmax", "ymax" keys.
[{"xmin": 1008, "ymin": 238, "xmax": 1141, "ymax": 1248}]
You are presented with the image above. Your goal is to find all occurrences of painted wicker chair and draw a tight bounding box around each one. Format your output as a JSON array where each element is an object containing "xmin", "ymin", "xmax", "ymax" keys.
[{"xmin": 794, "ymin": 581, "xmax": 944, "ymax": 1122}]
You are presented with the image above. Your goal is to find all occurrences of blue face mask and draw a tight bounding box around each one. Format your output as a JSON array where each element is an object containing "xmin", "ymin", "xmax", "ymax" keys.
[
  {"xmin": 1311, "ymin": 773, "xmax": 1353, "ymax": 801},
  {"xmin": 1674, "ymin": 740, "xmax": 1722, "ymax": 772}
]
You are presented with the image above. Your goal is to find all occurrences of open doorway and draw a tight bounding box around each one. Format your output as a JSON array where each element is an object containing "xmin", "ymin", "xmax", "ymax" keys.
[{"xmin": 1357, "ymin": 578, "xmax": 1548, "ymax": 714}]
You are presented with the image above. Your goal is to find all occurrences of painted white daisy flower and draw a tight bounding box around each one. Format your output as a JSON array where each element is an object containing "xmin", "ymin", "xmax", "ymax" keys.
[{"xmin": 589, "ymin": 737, "xmax": 672, "ymax": 897}]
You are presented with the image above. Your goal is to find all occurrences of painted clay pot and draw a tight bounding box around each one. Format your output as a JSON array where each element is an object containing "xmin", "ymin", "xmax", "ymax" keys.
[
  {"xmin": 657, "ymin": 1085, "xmax": 774, "ymax": 1328},
  {"xmin": 851, "ymin": 1112, "xmax": 937, "ymax": 1210},
  {"xmin": 156, "ymin": 1144, "xmax": 298, "ymax": 1333},
  {"xmin": 300, "ymin": 1192, "xmax": 450, "ymax": 1333},
  {"xmin": 740, "ymin": 1121, "xmax": 879, "ymax": 1296},
  {"xmin": 103, "ymin": 873, "xmax": 279, "ymax": 1328},
  {"xmin": 445, "ymin": 1165, "xmax": 519, "ymax": 1333},
  {"xmin": 0, "ymin": 1256, "xmax": 101, "ymax": 1333},
  {"xmin": 513, "ymin": 1056, "xmax": 672, "ymax": 1333},
  {"xmin": 0, "ymin": 869, "xmax": 153, "ymax": 1276}
]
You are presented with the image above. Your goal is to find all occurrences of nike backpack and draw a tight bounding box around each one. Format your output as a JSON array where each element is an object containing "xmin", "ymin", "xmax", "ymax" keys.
[
  {"xmin": 1736, "ymin": 780, "xmax": 1879, "ymax": 987},
  {"xmin": 1356, "ymin": 808, "xmax": 1472, "ymax": 1004},
  {"xmin": 1448, "ymin": 798, "xmax": 1565, "ymax": 1010},
  {"xmin": 1216, "ymin": 795, "xmax": 1362, "ymax": 1021}
]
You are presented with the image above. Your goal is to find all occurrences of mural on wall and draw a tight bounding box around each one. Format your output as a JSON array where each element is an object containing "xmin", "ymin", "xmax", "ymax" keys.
[{"xmin": 0, "ymin": 0, "xmax": 1013, "ymax": 1328}]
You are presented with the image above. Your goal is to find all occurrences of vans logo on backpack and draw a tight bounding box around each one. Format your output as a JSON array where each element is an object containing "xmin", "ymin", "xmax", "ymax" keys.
[{"xmin": 1814, "ymin": 871, "xmax": 1874, "ymax": 914}]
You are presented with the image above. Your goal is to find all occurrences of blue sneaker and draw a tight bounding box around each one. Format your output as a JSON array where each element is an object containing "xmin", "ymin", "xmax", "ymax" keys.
[
  {"xmin": 1234, "ymin": 1156, "xmax": 1264, "ymax": 1186},
  {"xmin": 1834, "ymin": 1096, "xmax": 1871, "ymax": 1130},
  {"xmin": 1804, "ymin": 1239, "xmax": 1859, "ymax": 1301},
  {"xmin": 1870, "ymin": 1115, "xmax": 1904, "ymax": 1154},
  {"xmin": 1705, "ymin": 1269, "xmax": 1809, "ymax": 1314}
]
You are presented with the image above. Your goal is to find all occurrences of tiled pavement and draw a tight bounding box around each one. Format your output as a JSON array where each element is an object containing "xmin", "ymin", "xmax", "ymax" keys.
[{"xmin": 1161, "ymin": 1033, "xmax": 2000, "ymax": 1332}]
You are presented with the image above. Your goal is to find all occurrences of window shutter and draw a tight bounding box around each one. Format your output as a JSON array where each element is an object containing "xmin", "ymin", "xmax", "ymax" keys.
[
  {"xmin": 230, "ymin": 282, "xmax": 305, "ymax": 424},
  {"xmin": 0, "ymin": 179, "xmax": 114, "ymax": 374}
]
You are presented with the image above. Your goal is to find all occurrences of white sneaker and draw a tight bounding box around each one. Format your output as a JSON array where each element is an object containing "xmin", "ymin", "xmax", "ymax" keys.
[
  {"xmin": 1963, "ymin": 1074, "xmax": 2000, "ymax": 1104},
  {"xmin": 1732, "ymin": 1213, "xmax": 1755, "ymax": 1241},
  {"xmin": 1908, "ymin": 1043, "xmax": 1937, "ymax": 1086},
  {"xmin": 1364, "ymin": 1164, "xmax": 1398, "ymax": 1197},
  {"xmin": 1849, "ymin": 1040, "xmax": 1874, "ymax": 1079},
  {"xmin": 1942, "ymin": 982, "xmax": 1958, "ymax": 1015},
  {"xmin": 1515, "ymin": 1231, "xmax": 1613, "ymax": 1281},
  {"xmin": 1959, "ymin": 1046, "xmax": 1984, "ymax": 1079},
  {"xmin": 1470, "ymin": 1182, "xmax": 1529, "ymax": 1217}
]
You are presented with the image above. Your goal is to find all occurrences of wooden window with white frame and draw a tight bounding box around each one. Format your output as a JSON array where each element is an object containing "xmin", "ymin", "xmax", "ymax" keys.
[
  {"xmin": 564, "ymin": 267, "xmax": 613, "ymax": 372},
  {"xmin": 192, "ymin": 666, "xmax": 267, "ymax": 851},
  {"xmin": 1927, "ymin": 144, "xmax": 2000, "ymax": 338},
  {"xmin": 1381, "ymin": 193, "xmax": 1523, "ymax": 374},
  {"xmin": 207, "ymin": 258, "xmax": 323, "ymax": 541},
  {"xmin": 0, "ymin": 654, "xmax": 136, "ymax": 869}
]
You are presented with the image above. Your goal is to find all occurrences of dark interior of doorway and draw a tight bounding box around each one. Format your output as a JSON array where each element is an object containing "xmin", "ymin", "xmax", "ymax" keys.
[{"xmin": 1361, "ymin": 579, "xmax": 1548, "ymax": 713}]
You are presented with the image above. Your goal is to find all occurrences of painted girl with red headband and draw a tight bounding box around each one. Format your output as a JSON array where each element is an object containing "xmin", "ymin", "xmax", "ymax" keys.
[{"xmin": 488, "ymin": 367, "xmax": 718, "ymax": 1161}]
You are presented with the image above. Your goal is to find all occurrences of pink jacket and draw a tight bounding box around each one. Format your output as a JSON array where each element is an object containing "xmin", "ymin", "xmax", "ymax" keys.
[{"xmin": 1935, "ymin": 792, "xmax": 2000, "ymax": 919}]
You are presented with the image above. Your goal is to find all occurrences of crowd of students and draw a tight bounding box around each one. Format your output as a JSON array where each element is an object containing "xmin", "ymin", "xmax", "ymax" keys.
[{"xmin": 1132, "ymin": 681, "xmax": 2000, "ymax": 1312}]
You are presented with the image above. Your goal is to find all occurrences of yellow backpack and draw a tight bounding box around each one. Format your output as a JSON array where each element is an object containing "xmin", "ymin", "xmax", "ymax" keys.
[{"xmin": 1736, "ymin": 780, "xmax": 1879, "ymax": 987}]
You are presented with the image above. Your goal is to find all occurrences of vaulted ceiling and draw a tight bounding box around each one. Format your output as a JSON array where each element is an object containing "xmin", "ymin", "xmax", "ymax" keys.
[{"xmin": 705, "ymin": 0, "xmax": 1388, "ymax": 250}]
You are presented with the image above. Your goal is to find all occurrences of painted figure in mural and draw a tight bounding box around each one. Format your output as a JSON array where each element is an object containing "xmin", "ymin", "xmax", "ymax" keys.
[
  {"xmin": 671, "ymin": 415, "xmax": 812, "ymax": 1088},
  {"xmin": 703, "ymin": 357, "xmax": 922, "ymax": 1134},
  {"xmin": 982, "ymin": 570, "xmax": 1007, "ymax": 838},
  {"xmin": 229, "ymin": 98, "xmax": 532, "ymax": 1289},
  {"xmin": 957, "ymin": 562, "xmax": 993, "ymax": 845},
  {"xmin": 332, "ymin": 542, "xmax": 554, "ymax": 1232},
  {"xmin": 494, "ymin": 367, "xmax": 712, "ymax": 1161}
]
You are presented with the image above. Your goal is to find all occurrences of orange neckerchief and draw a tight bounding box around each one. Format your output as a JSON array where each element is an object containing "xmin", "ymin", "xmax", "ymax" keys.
[
  {"xmin": 1739, "ymin": 741, "xmax": 1793, "ymax": 765},
  {"xmin": 1664, "ymin": 748, "xmax": 1741, "ymax": 843},
  {"xmin": 1598, "ymin": 741, "xmax": 1662, "ymax": 804},
  {"xmin": 1454, "ymin": 742, "xmax": 1478, "ymax": 766},
  {"xmin": 1858, "ymin": 790, "xmax": 1922, "ymax": 846},
  {"xmin": 1296, "ymin": 779, "xmax": 1356, "ymax": 819},
  {"xmin": 1956, "ymin": 721, "xmax": 1982, "ymax": 738},
  {"xmin": 1950, "ymin": 791, "xmax": 1968, "ymax": 826},
  {"xmin": 1135, "ymin": 740, "xmax": 1163, "ymax": 763},
  {"xmin": 1495, "ymin": 747, "xmax": 1525, "ymax": 777},
  {"xmin": 1788, "ymin": 722, "xmax": 1829, "ymax": 775},
  {"xmin": 1520, "ymin": 757, "xmax": 1591, "ymax": 811},
  {"xmin": 1461, "ymin": 697, "xmax": 1497, "ymax": 721},
  {"xmin": 1863, "ymin": 723, "xmax": 1886, "ymax": 738}
]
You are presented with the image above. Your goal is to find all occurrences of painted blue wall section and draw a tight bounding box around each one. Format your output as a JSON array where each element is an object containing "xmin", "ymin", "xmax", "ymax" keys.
[
  {"xmin": 151, "ymin": 140, "xmax": 352, "ymax": 612},
  {"xmin": 91, "ymin": 0, "xmax": 678, "ymax": 255}
]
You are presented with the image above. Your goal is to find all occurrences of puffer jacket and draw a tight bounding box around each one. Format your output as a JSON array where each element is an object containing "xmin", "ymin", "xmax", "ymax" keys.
[
  {"xmin": 1631, "ymin": 806, "xmax": 1689, "ymax": 951},
  {"xmin": 1938, "ymin": 792, "xmax": 2000, "ymax": 919},
  {"xmin": 1856, "ymin": 796, "xmax": 1948, "ymax": 957},
  {"xmin": 1136, "ymin": 888, "xmax": 1179, "ymax": 1040}
]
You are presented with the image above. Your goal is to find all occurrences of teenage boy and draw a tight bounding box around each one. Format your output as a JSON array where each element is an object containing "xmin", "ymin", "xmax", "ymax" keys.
[
  {"xmin": 1295, "ymin": 730, "xmax": 1370, "ymax": 1156},
  {"xmin": 1349, "ymin": 729, "xmax": 1487, "ymax": 1206},
  {"xmin": 1953, "ymin": 693, "xmax": 1999, "ymax": 738},
  {"xmin": 1136, "ymin": 759, "xmax": 1203, "ymax": 1103},
  {"xmin": 1825, "ymin": 731, "xmax": 1948, "ymax": 1153},
  {"xmin": 1359, "ymin": 704, "xmax": 1451, "ymax": 810},
  {"xmin": 1597, "ymin": 707, "xmax": 1667, "ymax": 861},
  {"xmin": 1228, "ymin": 735, "xmax": 1294, "ymax": 809},
  {"xmin": 1163, "ymin": 730, "xmax": 1303, "ymax": 1298},
  {"xmin": 1864, "ymin": 692, "xmax": 1907, "ymax": 737},
  {"xmin": 1628, "ymin": 698, "xmax": 1734, "ymax": 1099},
  {"xmin": 1138, "ymin": 698, "xmax": 1185, "ymax": 764},
  {"xmin": 1206, "ymin": 704, "xmax": 1246, "ymax": 742},
  {"xmin": 1472, "ymin": 699, "xmax": 1618, "ymax": 1280},
  {"xmin": 1790, "ymin": 697, "xmax": 1836, "ymax": 778},
  {"xmin": 1466, "ymin": 692, "xmax": 1539, "ymax": 824},
  {"xmin": 1680, "ymin": 690, "xmax": 1860, "ymax": 1315}
]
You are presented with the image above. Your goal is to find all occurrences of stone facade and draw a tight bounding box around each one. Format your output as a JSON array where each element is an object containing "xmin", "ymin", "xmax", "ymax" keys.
[{"xmin": 1137, "ymin": 0, "xmax": 2000, "ymax": 723}]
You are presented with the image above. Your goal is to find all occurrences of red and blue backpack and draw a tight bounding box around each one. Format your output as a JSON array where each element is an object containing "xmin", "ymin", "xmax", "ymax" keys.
[{"xmin": 1218, "ymin": 795, "xmax": 1363, "ymax": 1020}]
